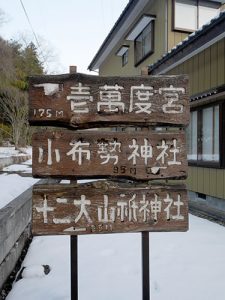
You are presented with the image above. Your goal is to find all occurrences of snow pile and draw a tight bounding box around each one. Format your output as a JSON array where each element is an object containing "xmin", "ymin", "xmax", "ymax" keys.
[
  {"xmin": 21, "ymin": 265, "xmax": 47, "ymax": 279},
  {"xmin": 6, "ymin": 236, "xmax": 70, "ymax": 300},
  {"xmin": 3, "ymin": 164, "xmax": 32, "ymax": 173},
  {"xmin": 6, "ymin": 215, "xmax": 225, "ymax": 300},
  {"xmin": 22, "ymin": 159, "xmax": 32, "ymax": 165},
  {"xmin": 0, "ymin": 174, "xmax": 38, "ymax": 209},
  {"xmin": 0, "ymin": 147, "xmax": 31, "ymax": 158}
]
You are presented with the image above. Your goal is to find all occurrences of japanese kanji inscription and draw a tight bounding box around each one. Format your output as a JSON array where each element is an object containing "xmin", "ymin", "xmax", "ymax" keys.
[
  {"xmin": 32, "ymin": 130, "xmax": 187, "ymax": 180},
  {"xmin": 29, "ymin": 73, "xmax": 189, "ymax": 128},
  {"xmin": 29, "ymin": 72, "xmax": 190, "ymax": 236},
  {"xmin": 32, "ymin": 181, "xmax": 188, "ymax": 235}
]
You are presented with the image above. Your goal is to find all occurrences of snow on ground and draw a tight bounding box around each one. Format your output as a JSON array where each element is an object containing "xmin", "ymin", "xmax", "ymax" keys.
[
  {"xmin": 0, "ymin": 173, "xmax": 38, "ymax": 209},
  {"xmin": 5, "ymin": 214, "xmax": 225, "ymax": 300},
  {"xmin": 1, "ymin": 150, "xmax": 225, "ymax": 299},
  {"xmin": 3, "ymin": 164, "xmax": 32, "ymax": 173},
  {"xmin": 22, "ymin": 159, "xmax": 32, "ymax": 165},
  {"xmin": 0, "ymin": 147, "xmax": 36, "ymax": 208},
  {"xmin": 0, "ymin": 147, "xmax": 32, "ymax": 158}
]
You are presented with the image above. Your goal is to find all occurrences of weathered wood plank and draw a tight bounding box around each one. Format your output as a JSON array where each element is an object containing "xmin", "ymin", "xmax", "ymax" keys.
[
  {"xmin": 29, "ymin": 73, "xmax": 189, "ymax": 128},
  {"xmin": 32, "ymin": 181, "xmax": 188, "ymax": 235},
  {"xmin": 32, "ymin": 130, "xmax": 188, "ymax": 180}
]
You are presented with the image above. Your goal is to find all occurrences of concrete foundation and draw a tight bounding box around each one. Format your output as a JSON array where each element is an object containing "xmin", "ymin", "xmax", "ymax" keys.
[{"xmin": 189, "ymin": 190, "xmax": 225, "ymax": 222}]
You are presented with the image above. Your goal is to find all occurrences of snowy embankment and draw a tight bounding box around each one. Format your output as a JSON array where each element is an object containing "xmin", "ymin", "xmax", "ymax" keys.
[
  {"xmin": 0, "ymin": 147, "xmax": 31, "ymax": 158},
  {"xmin": 5, "ymin": 215, "xmax": 225, "ymax": 300},
  {"xmin": 0, "ymin": 147, "xmax": 38, "ymax": 209}
]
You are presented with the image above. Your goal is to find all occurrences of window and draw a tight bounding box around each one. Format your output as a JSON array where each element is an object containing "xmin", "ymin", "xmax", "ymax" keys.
[
  {"xmin": 187, "ymin": 104, "xmax": 220, "ymax": 165},
  {"xmin": 187, "ymin": 110, "xmax": 197, "ymax": 160},
  {"xmin": 116, "ymin": 45, "xmax": 129, "ymax": 67},
  {"xmin": 134, "ymin": 21, "xmax": 154, "ymax": 66},
  {"xmin": 202, "ymin": 106, "xmax": 219, "ymax": 161},
  {"xmin": 122, "ymin": 50, "xmax": 128, "ymax": 66},
  {"xmin": 174, "ymin": 0, "xmax": 221, "ymax": 32}
]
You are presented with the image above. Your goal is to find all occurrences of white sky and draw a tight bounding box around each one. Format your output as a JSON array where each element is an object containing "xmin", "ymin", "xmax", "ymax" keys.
[{"xmin": 0, "ymin": 0, "xmax": 129, "ymax": 74}]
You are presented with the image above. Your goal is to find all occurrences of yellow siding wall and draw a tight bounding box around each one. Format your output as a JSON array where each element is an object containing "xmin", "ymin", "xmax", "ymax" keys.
[
  {"xmin": 166, "ymin": 38, "xmax": 225, "ymax": 198},
  {"xmin": 187, "ymin": 167, "xmax": 225, "ymax": 199},
  {"xmin": 100, "ymin": 0, "xmax": 168, "ymax": 76},
  {"xmin": 166, "ymin": 39, "xmax": 225, "ymax": 95},
  {"xmin": 99, "ymin": 0, "xmax": 193, "ymax": 76},
  {"xmin": 97, "ymin": 0, "xmax": 225, "ymax": 199}
]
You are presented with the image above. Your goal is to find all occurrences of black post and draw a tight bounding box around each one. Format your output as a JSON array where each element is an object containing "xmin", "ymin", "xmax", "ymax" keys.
[
  {"xmin": 142, "ymin": 231, "xmax": 150, "ymax": 300},
  {"xmin": 71, "ymin": 235, "xmax": 78, "ymax": 300}
]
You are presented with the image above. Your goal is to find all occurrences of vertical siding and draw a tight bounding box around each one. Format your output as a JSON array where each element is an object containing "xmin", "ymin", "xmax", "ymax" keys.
[
  {"xmin": 216, "ymin": 169, "xmax": 224, "ymax": 199},
  {"xmin": 159, "ymin": 37, "xmax": 225, "ymax": 199},
  {"xmin": 188, "ymin": 167, "xmax": 225, "ymax": 199},
  {"xmin": 209, "ymin": 169, "xmax": 217, "ymax": 196},
  {"xmin": 187, "ymin": 58, "xmax": 194, "ymax": 95},
  {"xmin": 197, "ymin": 168, "xmax": 204, "ymax": 193},
  {"xmin": 192, "ymin": 55, "xmax": 199, "ymax": 95},
  {"xmin": 198, "ymin": 51, "xmax": 205, "ymax": 92},
  {"xmin": 204, "ymin": 47, "xmax": 211, "ymax": 92},
  {"xmin": 210, "ymin": 43, "xmax": 218, "ymax": 88},
  {"xmin": 203, "ymin": 168, "xmax": 210, "ymax": 195},
  {"xmin": 182, "ymin": 60, "xmax": 188, "ymax": 75},
  {"xmin": 167, "ymin": 39, "xmax": 225, "ymax": 98},
  {"xmin": 217, "ymin": 39, "xmax": 225, "ymax": 86}
]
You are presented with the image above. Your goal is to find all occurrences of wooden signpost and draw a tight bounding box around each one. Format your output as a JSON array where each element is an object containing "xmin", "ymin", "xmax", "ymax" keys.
[
  {"xmin": 32, "ymin": 130, "xmax": 187, "ymax": 180},
  {"xmin": 29, "ymin": 73, "xmax": 189, "ymax": 128},
  {"xmin": 29, "ymin": 72, "xmax": 189, "ymax": 300},
  {"xmin": 32, "ymin": 181, "xmax": 188, "ymax": 235}
]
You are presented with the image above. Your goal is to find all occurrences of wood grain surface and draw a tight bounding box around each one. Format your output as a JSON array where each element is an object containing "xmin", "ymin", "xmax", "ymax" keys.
[
  {"xmin": 29, "ymin": 73, "xmax": 189, "ymax": 128},
  {"xmin": 32, "ymin": 129, "xmax": 188, "ymax": 180},
  {"xmin": 32, "ymin": 181, "xmax": 188, "ymax": 235}
]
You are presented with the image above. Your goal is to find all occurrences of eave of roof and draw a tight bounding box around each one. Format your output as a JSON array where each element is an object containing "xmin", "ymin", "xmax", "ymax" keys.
[
  {"xmin": 149, "ymin": 10, "xmax": 225, "ymax": 74},
  {"xmin": 88, "ymin": 0, "xmax": 136, "ymax": 71},
  {"xmin": 88, "ymin": 0, "xmax": 151, "ymax": 71}
]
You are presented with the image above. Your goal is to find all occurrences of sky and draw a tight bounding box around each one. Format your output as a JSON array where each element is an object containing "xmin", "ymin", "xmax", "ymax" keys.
[{"xmin": 0, "ymin": 0, "xmax": 129, "ymax": 74}]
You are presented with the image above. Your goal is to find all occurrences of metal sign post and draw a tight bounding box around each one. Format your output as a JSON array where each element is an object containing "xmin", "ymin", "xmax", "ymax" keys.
[
  {"xmin": 71, "ymin": 236, "xmax": 78, "ymax": 300},
  {"xmin": 142, "ymin": 232, "xmax": 150, "ymax": 300}
]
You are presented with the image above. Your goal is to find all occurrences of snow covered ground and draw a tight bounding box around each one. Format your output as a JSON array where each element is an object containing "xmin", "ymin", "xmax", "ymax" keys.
[
  {"xmin": 0, "ymin": 147, "xmax": 32, "ymax": 158},
  {"xmin": 0, "ymin": 147, "xmax": 37, "ymax": 209},
  {"xmin": 2, "ymin": 160, "xmax": 32, "ymax": 174},
  {"xmin": 1, "ymin": 147, "xmax": 225, "ymax": 300},
  {"xmin": 5, "ymin": 214, "xmax": 225, "ymax": 300},
  {"xmin": 0, "ymin": 173, "xmax": 38, "ymax": 209}
]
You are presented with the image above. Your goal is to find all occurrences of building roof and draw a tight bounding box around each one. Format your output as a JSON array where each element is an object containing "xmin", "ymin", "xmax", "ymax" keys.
[
  {"xmin": 88, "ymin": 0, "xmax": 150, "ymax": 71},
  {"xmin": 88, "ymin": 0, "xmax": 225, "ymax": 72},
  {"xmin": 149, "ymin": 9, "xmax": 225, "ymax": 74}
]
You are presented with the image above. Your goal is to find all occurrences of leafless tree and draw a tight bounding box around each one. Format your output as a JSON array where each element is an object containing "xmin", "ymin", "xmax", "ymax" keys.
[{"xmin": 0, "ymin": 87, "xmax": 28, "ymax": 149}]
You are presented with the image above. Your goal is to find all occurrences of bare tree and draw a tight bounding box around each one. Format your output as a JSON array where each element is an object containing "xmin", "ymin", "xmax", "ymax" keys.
[{"xmin": 0, "ymin": 87, "xmax": 28, "ymax": 149}]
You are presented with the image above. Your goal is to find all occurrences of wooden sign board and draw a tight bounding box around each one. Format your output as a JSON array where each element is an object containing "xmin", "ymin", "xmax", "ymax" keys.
[
  {"xmin": 29, "ymin": 73, "xmax": 189, "ymax": 128},
  {"xmin": 32, "ymin": 130, "xmax": 187, "ymax": 180},
  {"xmin": 32, "ymin": 181, "xmax": 188, "ymax": 235}
]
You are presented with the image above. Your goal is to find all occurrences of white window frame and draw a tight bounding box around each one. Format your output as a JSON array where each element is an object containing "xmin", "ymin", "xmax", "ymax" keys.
[{"xmin": 173, "ymin": 0, "xmax": 221, "ymax": 32}]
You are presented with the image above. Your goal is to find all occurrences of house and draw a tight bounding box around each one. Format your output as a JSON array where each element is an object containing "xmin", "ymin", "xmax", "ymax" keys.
[{"xmin": 88, "ymin": 0, "xmax": 225, "ymax": 220}]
